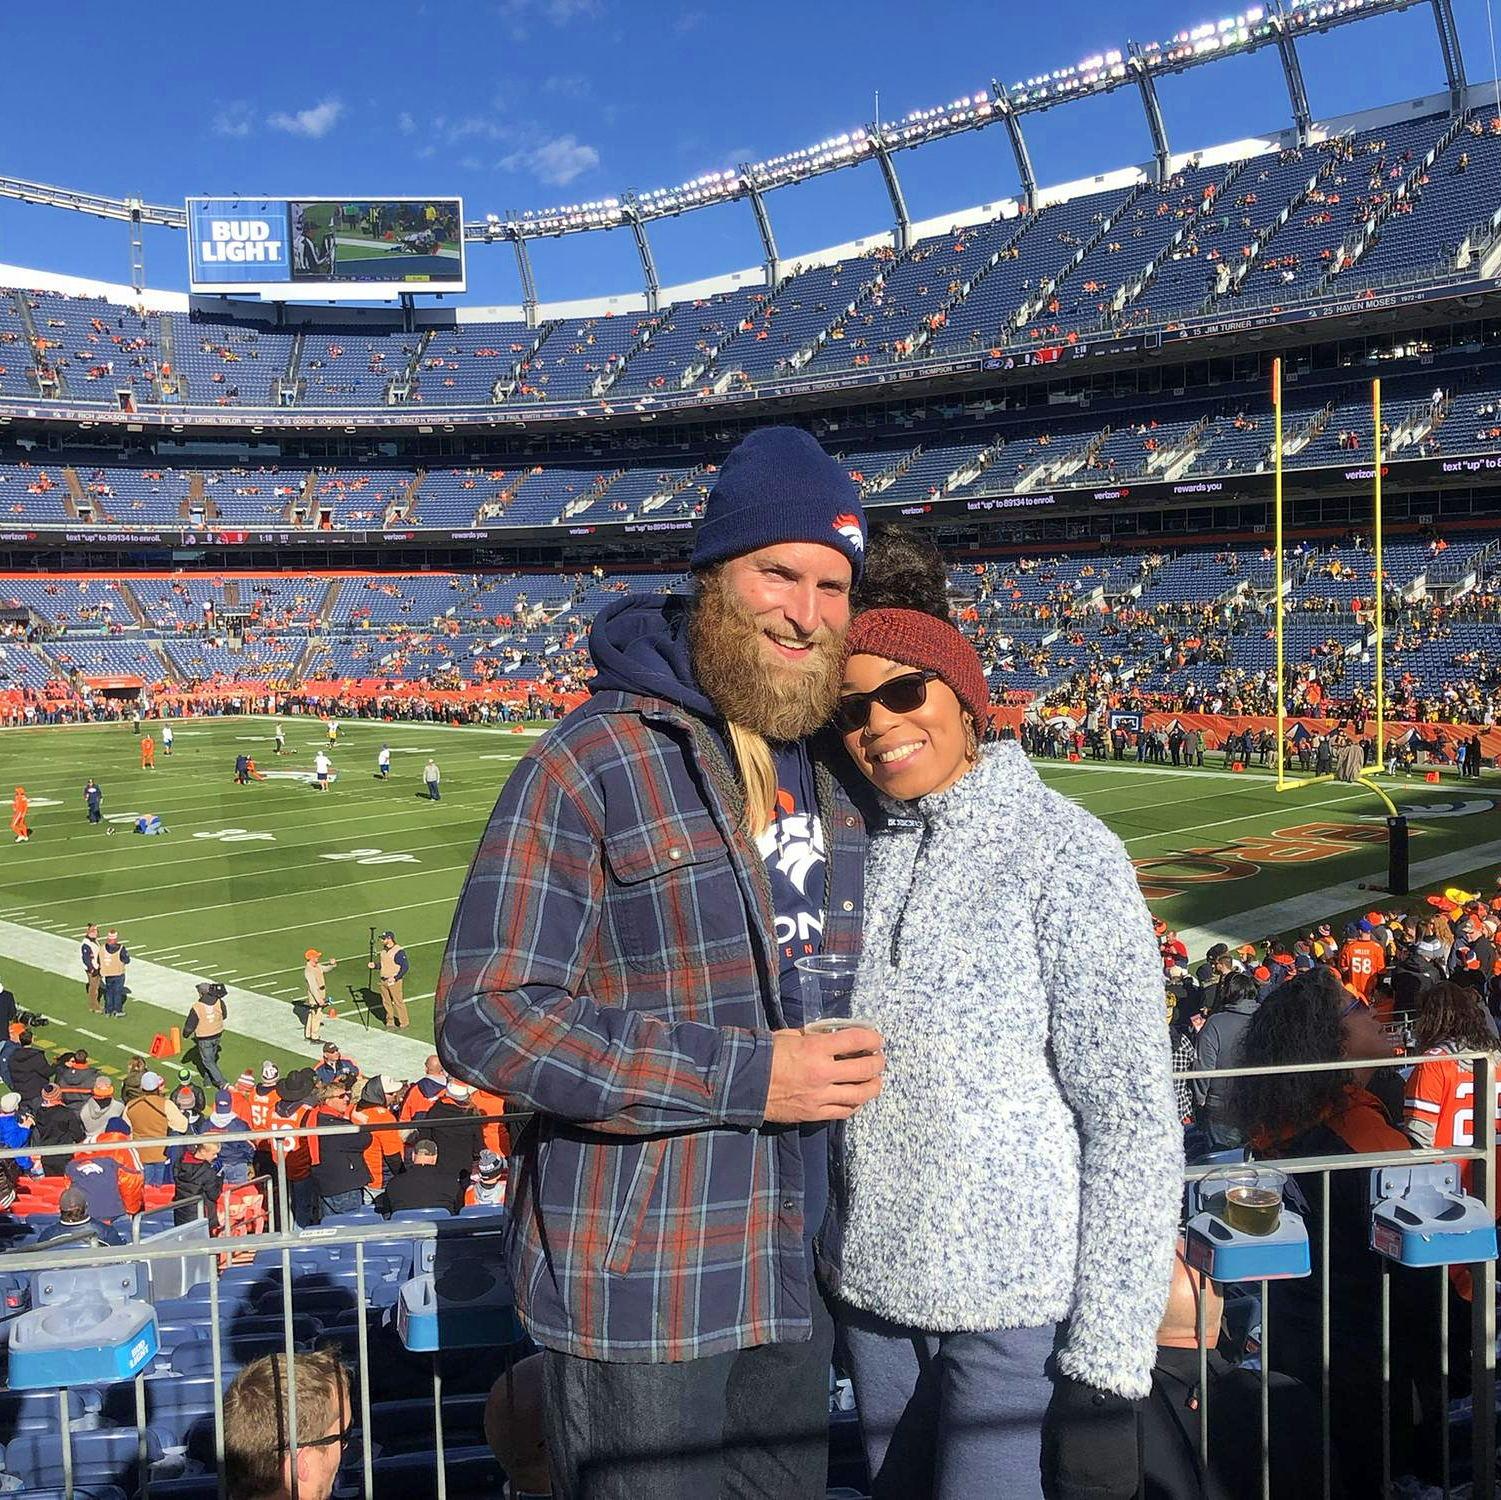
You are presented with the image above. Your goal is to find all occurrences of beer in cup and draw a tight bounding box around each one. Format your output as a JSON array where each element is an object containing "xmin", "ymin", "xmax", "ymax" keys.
[
  {"xmin": 1222, "ymin": 1169, "xmax": 1285, "ymax": 1237},
  {"xmin": 795, "ymin": 955, "xmax": 875, "ymax": 1038}
]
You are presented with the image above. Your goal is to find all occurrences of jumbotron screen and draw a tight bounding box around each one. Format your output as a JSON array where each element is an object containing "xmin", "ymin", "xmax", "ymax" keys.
[{"xmin": 186, "ymin": 197, "xmax": 466, "ymax": 298}]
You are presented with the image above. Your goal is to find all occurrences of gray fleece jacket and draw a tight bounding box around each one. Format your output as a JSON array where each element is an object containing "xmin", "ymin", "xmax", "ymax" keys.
[{"xmin": 834, "ymin": 742, "xmax": 1183, "ymax": 1400}]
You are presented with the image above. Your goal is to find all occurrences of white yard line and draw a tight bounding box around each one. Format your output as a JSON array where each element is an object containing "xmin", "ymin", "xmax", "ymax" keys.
[
  {"xmin": 0, "ymin": 916, "xmax": 437, "ymax": 1077},
  {"xmin": 1176, "ymin": 836, "xmax": 1501, "ymax": 955},
  {"xmin": 75, "ymin": 1028, "xmax": 109, "ymax": 1043},
  {"xmin": 1122, "ymin": 788, "xmax": 1368, "ymax": 846},
  {"xmin": 165, "ymin": 895, "xmax": 462, "ymax": 953},
  {"xmin": 103, "ymin": 862, "xmax": 470, "ymax": 927}
]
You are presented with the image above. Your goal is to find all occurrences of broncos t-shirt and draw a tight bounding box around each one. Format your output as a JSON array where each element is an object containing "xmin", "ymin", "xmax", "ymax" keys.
[{"xmin": 758, "ymin": 741, "xmax": 829, "ymax": 1254}]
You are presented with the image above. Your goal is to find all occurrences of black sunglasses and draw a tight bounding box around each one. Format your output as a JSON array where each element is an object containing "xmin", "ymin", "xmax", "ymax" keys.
[
  {"xmin": 834, "ymin": 671, "xmax": 940, "ymax": 734},
  {"xmin": 291, "ymin": 1416, "xmax": 356, "ymax": 1453}
]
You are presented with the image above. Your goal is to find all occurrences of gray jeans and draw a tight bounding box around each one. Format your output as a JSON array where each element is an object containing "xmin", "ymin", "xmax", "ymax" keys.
[
  {"xmin": 838, "ymin": 1303, "xmax": 1061, "ymax": 1500},
  {"xmin": 541, "ymin": 1292, "xmax": 833, "ymax": 1499}
]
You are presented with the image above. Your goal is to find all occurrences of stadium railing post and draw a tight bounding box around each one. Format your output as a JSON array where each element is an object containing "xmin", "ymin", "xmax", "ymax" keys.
[{"xmin": 1472, "ymin": 1049, "xmax": 1497, "ymax": 1500}]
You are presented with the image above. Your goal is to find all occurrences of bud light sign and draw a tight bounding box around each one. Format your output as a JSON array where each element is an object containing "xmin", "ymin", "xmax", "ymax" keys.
[
  {"xmin": 188, "ymin": 200, "xmax": 291, "ymax": 287},
  {"xmin": 186, "ymin": 196, "xmax": 467, "ymax": 299}
]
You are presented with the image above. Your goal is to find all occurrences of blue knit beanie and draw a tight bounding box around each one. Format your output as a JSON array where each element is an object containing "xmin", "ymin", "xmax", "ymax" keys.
[{"xmin": 691, "ymin": 427, "xmax": 866, "ymax": 582}]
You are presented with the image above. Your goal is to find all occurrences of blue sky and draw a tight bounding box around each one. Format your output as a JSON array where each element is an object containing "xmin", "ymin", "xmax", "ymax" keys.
[{"xmin": 1, "ymin": 0, "xmax": 1498, "ymax": 306}]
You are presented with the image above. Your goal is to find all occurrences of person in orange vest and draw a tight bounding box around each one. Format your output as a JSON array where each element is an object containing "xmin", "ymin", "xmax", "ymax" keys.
[
  {"xmin": 354, "ymin": 1075, "xmax": 406, "ymax": 1194},
  {"xmin": 140, "ymin": 736, "xmax": 156, "ymax": 771},
  {"xmin": 10, "ymin": 787, "xmax": 28, "ymax": 843}
]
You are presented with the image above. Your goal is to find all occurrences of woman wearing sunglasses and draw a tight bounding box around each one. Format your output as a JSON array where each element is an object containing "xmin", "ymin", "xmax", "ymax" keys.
[{"xmin": 827, "ymin": 600, "xmax": 1182, "ymax": 1499}]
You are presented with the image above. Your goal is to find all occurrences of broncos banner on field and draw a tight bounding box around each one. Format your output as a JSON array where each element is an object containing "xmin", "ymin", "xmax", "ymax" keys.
[{"xmin": 187, "ymin": 197, "xmax": 466, "ymax": 297}]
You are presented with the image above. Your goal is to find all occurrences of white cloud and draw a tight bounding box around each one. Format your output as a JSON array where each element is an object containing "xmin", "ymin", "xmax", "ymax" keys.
[
  {"xmin": 496, "ymin": 0, "xmax": 601, "ymax": 37},
  {"xmin": 542, "ymin": 73, "xmax": 591, "ymax": 100},
  {"xmin": 268, "ymin": 99, "xmax": 344, "ymax": 139},
  {"xmin": 396, "ymin": 111, "xmax": 416, "ymax": 135},
  {"xmin": 500, "ymin": 132, "xmax": 600, "ymax": 187},
  {"xmin": 211, "ymin": 101, "xmax": 256, "ymax": 139}
]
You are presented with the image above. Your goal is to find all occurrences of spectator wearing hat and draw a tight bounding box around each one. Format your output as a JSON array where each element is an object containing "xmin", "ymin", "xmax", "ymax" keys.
[
  {"xmin": 81, "ymin": 924, "xmax": 103, "ymax": 1013},
  {"xmin": 1341, "ymin": 922, "xmax": 1387, "ymax": 1003},
  {"xmin": 99, "ymin": 928, "xmax": 131, "ymax": 1018},
  {"xmin": 0, "ymin": 1091, "xmax": 35, "ymax": 1182},
  {"xmin": 829, "ymin": 589, "xmax": 1179, "ymax": 1497},
  {"xmin": 126, "ymin": 1071, "xmax": 185, "ymax": 1186},
  {"xmin": 32, "ymin": 1083, "xmax": 85, "ymax": 1152},
  {"xmin": 79, "ymin": 1078, "xmax": 126, "ymax": 1142},
  {"xmin": 302, "ymin": 950, "xmax": 337, "ymax": 1041},
  {"xmin": 174, "ymin": 1137, "xmax": 224, "ymax": 1228},
  {"xmin": 184, "ymin": 980, "xmax": 229, "ymax": 1089},
  {"xmin": 354, "ymin": 1076, "xmax": 405, "ymax": 1192},
  {"xmin": 269, "ymin": 1069, "xmax": 318, "ymax": 1228},
  {"xmin": 120, "ymin": 1055, "xmax": 148, "ymax": 1103},
  {"xmin": 420, "ymin": 1080, "xmax": 485, "ymax": 1190},
  {"xmin": 369, "ymin": 932, "xmax": 410, "ymax": 1030},
  {"xmin": 313, "ymin": 1044, "xmax": 347, "ymax": 1087},
  {"xmin": 306, "ymin": 1080, "xmax": 372, "ymax": 1219},
  {"xmin": 437, "ymin": 425, "xmax": 879, "ymax": 1497},
  {"xmin": 398, "ymin": 1056, "xmax": 448, "ymax": 1122},
  {"xmin": 37, "ymin": 1185, "xmax": 119, "ymax": 1248},
  {"xmin": 464, "ymin": 1149, "xmax": 507, "ymax": 1209},
  {"xmin": 52, "ymin": 1048, "xmax": 100, "ymax": 1111},
  {"xmin": 66, "ymin": 1128, "xmax": 143, "ymax": 1223},
  {"xmin": 7, "ymin": 1030, "xmax": 51, "ymax": 1107},
  {"xmin": 1393, "ymin": 934, "xmax": 1446, "ymax": 1011},
  {"xmin": 378, "ymin": 1137, "xmax": 459, "ymax": 1215},
  {"xmin": 196, "ymin": 1090, "xmax": 255, "ymax": 1175}
]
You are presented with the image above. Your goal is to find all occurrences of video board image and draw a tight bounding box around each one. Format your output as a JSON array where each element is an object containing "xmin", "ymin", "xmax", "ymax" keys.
[{"xmin": 288, "ymin": 199, "xmax": 464, "ymax": 285}]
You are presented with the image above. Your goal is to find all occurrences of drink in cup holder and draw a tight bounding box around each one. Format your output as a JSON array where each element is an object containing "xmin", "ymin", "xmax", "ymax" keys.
[{"xmin": 1222, "ymin": 1169, "xmax": 1285, "ymax": 1237}]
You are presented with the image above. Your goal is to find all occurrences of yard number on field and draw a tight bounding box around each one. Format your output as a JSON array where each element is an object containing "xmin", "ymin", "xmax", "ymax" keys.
[
  {"xmin": 193, "ymin": 828, "xmax": 276, "ymax": 843},
  {"xmin": 321, "ymin": 847, "xmax": 419, "ymax": 866}
]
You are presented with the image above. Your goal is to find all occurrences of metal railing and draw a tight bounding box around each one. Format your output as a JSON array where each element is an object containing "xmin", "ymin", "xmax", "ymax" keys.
[{"xmin": 0, "ymin": 1056, "xmax": 1495, "ymax": 1500}]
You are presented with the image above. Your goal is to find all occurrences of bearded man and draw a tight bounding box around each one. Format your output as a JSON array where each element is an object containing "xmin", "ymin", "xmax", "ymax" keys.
[{"xmin": 436, "ymin": 426, "xmax": 885, "ymax": 1499}]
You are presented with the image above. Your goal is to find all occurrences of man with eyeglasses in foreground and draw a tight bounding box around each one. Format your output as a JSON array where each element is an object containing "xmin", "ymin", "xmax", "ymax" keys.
[{"xmin": 223, "ymin": 1347, "xmax": 352, "ymax": 1500}]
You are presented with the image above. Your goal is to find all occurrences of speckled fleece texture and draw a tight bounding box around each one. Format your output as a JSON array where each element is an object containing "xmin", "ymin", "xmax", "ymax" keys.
[{"xmin": 835, "ymin": 741, "xmax": 1183, "ymax": 1400}]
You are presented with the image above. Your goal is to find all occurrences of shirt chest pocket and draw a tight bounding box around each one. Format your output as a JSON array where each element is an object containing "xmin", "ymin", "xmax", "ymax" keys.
[{"xmin": 603, "ymin": 811, "xmax": 736, "ymax": 973}]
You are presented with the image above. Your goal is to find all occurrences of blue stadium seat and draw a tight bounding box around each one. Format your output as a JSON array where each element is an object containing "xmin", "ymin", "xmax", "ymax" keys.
[
  {"xmin": 171, "ymin": 1336, "xmax": 289, "ymax": 1379},
  {"xmin": 104, "ymin": 1378, "xmax": 218, "ymax": 1445},
  {"xmin": 4, "ymin": 1489, "xmax": 126, "ymax": 1500},
  {"xmin": 0, "ymin": 1388, "xmax": 95, "ymax": 1439},
  {"xmin": 3, "ymin": 1427, "xmax": 172, "ymax": 1489},
  {"xmin": 340, "ymin": 1445, "xmax": 507, "ymax": 1499},
  {"xmin": 352, "ymin": 1394, "xmax": 489, "ymax": 1454}
]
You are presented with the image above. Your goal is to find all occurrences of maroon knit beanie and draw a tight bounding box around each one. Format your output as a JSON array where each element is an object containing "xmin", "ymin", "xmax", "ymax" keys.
[{"xmin": 843, "ymin": 609, "xmax": 990, "ymax": 726}]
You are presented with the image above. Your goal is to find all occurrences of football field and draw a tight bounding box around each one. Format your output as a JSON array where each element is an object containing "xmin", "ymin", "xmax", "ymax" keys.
[{"xmin": 1, "ymin": 716, "xmax": 1499, "ymax": 1094}]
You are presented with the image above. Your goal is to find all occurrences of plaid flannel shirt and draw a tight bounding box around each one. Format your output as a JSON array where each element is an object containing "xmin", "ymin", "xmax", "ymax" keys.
[{"xmin": 436, "ymin": 689, "xmax": 866, "ymax": 1363}]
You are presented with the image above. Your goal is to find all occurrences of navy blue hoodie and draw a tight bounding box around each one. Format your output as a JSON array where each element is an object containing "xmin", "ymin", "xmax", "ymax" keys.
[
  {"xmin": 588, "ymin": 590, "xmax": 832, "ymax": 1256},
  {"xmin": 588, "ymin": 593, "xmax": 718, "ymax": 721}
]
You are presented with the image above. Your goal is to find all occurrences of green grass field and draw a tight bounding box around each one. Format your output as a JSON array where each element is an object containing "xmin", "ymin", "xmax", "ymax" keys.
[{"xmin": 1, "ymin": 716, "xmax": 1498, "ymax": 1092}]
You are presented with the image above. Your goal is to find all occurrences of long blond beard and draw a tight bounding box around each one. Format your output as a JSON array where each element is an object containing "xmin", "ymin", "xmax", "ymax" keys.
[{"xmin": 689, "ymin": 571, "xmax": 843, "ymax": 744}]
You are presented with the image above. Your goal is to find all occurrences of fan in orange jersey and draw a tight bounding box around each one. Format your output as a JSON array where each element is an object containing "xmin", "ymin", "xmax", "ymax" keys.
[
  {"xmin": 10, "ymin": 787, "xmax": 28, "ymax": 843},
  {"xmin": 1404, "ymin": 982, "xmax": 1500, "ymax": 1171},
  {"xmin": 1340, "ymin": 920, "xmax": 1386, "ymax": 1002},
  {"xmin": 140, "ymin": 735, "xmax": 156, "ymax": 770}
]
